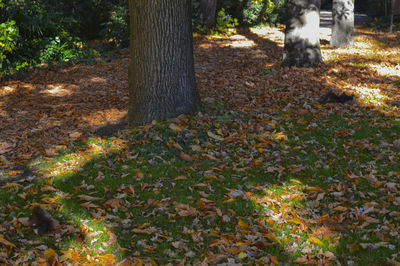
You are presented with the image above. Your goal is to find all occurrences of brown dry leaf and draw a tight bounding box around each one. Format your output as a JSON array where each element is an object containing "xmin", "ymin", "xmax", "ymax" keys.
[
  {"xmin": 294, "ymin": 257, "xmax": 308, "ymax": 263},
  {"xmin": 80, "ymin": 202, "xmax": 100, "ymax": 209},
  {"xmin": 0, "ymin": 142, "xmax": 13, "ymax": 154},
  {"xmin": 179, "ymin": 152, "xmax": 193, "ymax": 161},
  {"xmin": 69, "ymin": 131, "xmax": 82, "ymax": 139},
  {"xmin": 77, "ymin": 195, "xmax": 102, "ymax": 201},
  {"xmin": 104, "ymin": 198, "xmax": 123, "ymax": 209}
]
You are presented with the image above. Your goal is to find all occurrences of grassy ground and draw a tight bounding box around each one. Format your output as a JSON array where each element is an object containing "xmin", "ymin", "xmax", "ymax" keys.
[{"xmin": 0, "ymin": 26, "xmax": 400, "ymax": 265}]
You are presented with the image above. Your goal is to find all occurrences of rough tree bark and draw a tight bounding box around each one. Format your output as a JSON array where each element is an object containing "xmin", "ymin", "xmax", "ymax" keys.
[
  {"xmin": 282, "ymin": 0, "xmax": 323, "ymax": 67},
  {"xmin": 330, "ymin": 0, "xmax": 354, "ymax": 47},
  {"xmin": 200, "ymin": 0, "xmax": 218, "ymax": 28},
  {"xmin": 128, "ymin": 0, "xmax": 201, "ymax": 126}
]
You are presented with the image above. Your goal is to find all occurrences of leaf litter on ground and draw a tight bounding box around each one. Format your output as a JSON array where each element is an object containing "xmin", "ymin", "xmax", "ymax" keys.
[{"xmin": 0, "ymin": 26, "xmax": 399, "ymax": 264}]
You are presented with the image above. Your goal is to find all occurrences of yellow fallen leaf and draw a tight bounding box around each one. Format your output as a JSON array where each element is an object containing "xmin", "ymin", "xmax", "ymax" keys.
[
  {"xmin": 1, "ymin": 183, "xmax": 22, "ymax": 190},
  {"xmin": 201, "ymin": 153, "xmax": 217, "ymax": 160},
  {"xmin": 18, "ymin": 193, "xmax": 26, "ymax": 200},
  {"xmin": 238, "ymin": 220, "xmax": 249, "ymax": 230},
  {"xmin": 95, "ymin": 254, "xmax": 115, "ymax": 264},
  {"xmin": 305, "ymin": 186, "xmax": 324, "ymax": 192},
  {"xmin": 269, "ymin": 255, "xmax": 280, "ymax": 265},
  {"xmin": 238, "ymin": 252, "xmax": 247, "ymax": 259},
  {"xmin": 60, "ymin": 249, "xmax": 81, "ymax": 262},
  {"xmin": 174, "ymin": 175, "xmax": 187, "ymax": 180},
  {"xmin": 265, "ymin": 233, "xmax": 281, "ymax": 244},
  {"xmin": 290, "ymin": 179, "xmax": 302, "ymax": 184},
  {"xmin": 0, "ymin": 235, "xmax": 15, "ymax": 248},
  {"xmin": 44, "ymin": 248, "xmax": 56, "ymax": 259},
  {"xmin": 286, "ymin": 218, "xmax": 303, "ymax": 225},
  {"xmin": 307, "ymin": 237, "xmax": 324, "ymax": 246},
  {"xmin": 42, "ymin": 186, "xmax": 58, "ymax": 192},
  {"xmin": 207, "ymin": 131, "xmax": 224, "ymax": 141}
]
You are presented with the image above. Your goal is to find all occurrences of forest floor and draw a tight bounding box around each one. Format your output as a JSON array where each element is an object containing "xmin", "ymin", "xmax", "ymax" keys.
[{"xmin": 0, "ymin": 25, "xmax": 400, "ymax": 265}]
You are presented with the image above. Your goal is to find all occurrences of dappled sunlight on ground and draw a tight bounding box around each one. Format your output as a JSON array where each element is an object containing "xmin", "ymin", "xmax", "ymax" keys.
[
  {"xmin": 369, "ymin": 63, "xmax": 400, "ymax": 78},
  {"xmin": 0, "ymin": 23, "xmax": 400, "ymax": 264},
  {"xmin": 0, "ymin": 58, "xmax": 129, "ymax": 168}
]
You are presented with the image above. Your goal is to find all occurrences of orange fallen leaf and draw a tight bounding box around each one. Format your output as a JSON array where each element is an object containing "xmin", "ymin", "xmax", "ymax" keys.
[{"xmin": 179, "ymin": 152, "xmax": 193, "ymax": 161}]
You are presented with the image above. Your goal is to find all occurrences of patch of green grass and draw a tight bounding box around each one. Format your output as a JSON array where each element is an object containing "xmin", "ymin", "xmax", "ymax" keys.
[{"xmin": 257, "ymin": 68, "xmax": 273, "ymax": 75}]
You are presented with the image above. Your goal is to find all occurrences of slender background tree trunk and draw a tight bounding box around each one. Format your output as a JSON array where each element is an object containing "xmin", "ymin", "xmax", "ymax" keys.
[
  {"xmin": 282, "ymin": 0, "xmax": 323, "ymax": 67},
  {"xmin": 330, "ymin": 0, "xmax": 354, "ymax": 47},
  {"xmin": 200, "ymin": 0, "xmax": 218, "ymax": 28},
  {"xmin": 128, "ymin": 0, "xmax": 201, "ymax": 126}
]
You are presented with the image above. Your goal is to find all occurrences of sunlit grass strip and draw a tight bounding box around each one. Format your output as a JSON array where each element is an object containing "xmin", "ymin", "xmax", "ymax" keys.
[{"xmin": 37, "ymin": 138, "xmax": 128, "ymax": 177}]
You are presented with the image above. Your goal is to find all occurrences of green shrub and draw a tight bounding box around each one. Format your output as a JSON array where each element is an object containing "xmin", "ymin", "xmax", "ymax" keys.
[
  {"xmin": 197, "ymin": 8, "xmax": 239, "ymax": 36},
  {"xmin": 242, "ymin": 0, "xmax": 286, "ymax": 26},
  {"xmin": 0, "ymin": 0, "xmax": 127, "ymax": 75},
  {"xmin": 39, "ymin": 35, "xmax": 85, "ymax": 63},
  {"xmin": 99, "ymin": 1, "xmax": 130, "ymax": 48},
  {"xmin": 0, "ymin": 20, "xmax": 19, "ymax": 69},
  {"xmin": 217, "ymin": 0, "xmax": 287, "ymax": 26}
]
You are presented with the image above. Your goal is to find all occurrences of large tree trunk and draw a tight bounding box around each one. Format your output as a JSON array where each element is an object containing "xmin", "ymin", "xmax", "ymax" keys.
[
  {"xmin": 330, "ymin": 0, "xmax": 354, "ymax": 47},
  {"xmin": 200, "ymin": 0, "xmax": 218, "ymax": 28},
  {"xmin": 282, "ymin": 0, "xmax": 323, "ymax": 67},
  {"xmin": 128, "ymin": 0, "xmax": 201, "ymax": 126}
]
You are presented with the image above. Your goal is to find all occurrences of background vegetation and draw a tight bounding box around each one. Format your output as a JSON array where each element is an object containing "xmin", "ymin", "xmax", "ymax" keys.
[{"xmin": 0, "ymin": 0, "xmax": 397, "ymax": 77}]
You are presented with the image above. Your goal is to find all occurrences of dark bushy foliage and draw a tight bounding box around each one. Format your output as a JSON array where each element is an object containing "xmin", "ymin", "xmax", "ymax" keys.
[
  {"xmin": 217, "ymin": 0, "xmax": 287, "ymax": 26},
  {"xmin": 99, "ymin": 0, "xmax": 130, "ymax": 48},
  {"xmin": 192, "ymin": 0, "xmax": 287, "ymax": 28},
  {"xmin": 0, "ymin": 0, "xmax": 128, "ymax": 76}
]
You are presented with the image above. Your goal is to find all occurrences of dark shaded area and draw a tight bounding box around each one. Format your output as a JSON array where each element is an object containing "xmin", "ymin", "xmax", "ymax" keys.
[
  {"xmin": 320, "ymin": 91, "xmax": 354, "ymax": 103},
  {"xmin": 94, "ymin": 118, "xmax": 127, "ymax": 138}
]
